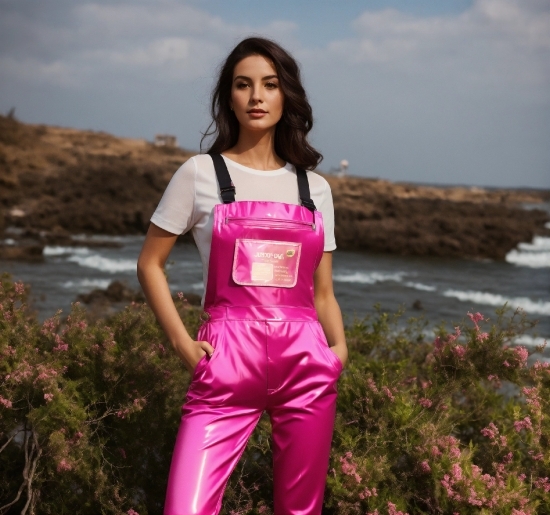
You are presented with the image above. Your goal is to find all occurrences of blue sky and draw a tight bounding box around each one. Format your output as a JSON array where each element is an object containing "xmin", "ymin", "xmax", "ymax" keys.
[{"xmin": 1, "ymin": 0, "xmax": 549, "ymax": 188}]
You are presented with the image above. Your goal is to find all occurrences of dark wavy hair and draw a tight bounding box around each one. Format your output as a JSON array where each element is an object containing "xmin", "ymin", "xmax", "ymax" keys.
[{"xmin": 201, "ymin": 37, "xmax": 323, "ymax": 171}]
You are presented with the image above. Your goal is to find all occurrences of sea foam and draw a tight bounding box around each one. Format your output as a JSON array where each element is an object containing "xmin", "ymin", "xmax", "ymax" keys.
[
  {"xmin": 333, "ymin": 271, "xmax": 407, "ymax": 284},
  {"xmin": 443, "ymin": 289, "xmax": 550, "ymax": 316},
  {"xmin": 67, "ymin": 254, "xmax": 136, "ymax": 273},
  {"xmin": 62, "ymin": 279, "xmax": 111, "ymax": 290},
  {"xmin": 44, "ymin": 246, "xmax": 91, "ymax": 257},
  {"xmin": 506, "ymin": 236, "xmax": 550, "ymax": 268}
]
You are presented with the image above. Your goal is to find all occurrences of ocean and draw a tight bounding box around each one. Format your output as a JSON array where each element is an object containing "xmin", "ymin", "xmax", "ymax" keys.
[{"xmin": 1, "ymin": 224, "xmax": 549, "ymax": 359}]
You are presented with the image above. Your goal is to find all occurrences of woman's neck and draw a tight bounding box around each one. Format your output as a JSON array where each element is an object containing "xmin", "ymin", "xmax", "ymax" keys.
[{"xmin": 223, "ymin": 129, "xmax": 285, "ymax": 171}]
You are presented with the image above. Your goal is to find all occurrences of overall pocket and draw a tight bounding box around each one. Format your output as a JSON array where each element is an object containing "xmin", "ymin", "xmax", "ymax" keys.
[{"xmin": 308, "ymin": 321, "xmax": 343, "ymax": 373}]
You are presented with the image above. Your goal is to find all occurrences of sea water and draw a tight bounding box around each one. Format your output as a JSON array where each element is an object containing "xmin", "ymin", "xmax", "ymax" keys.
[{"xmin": 1, "ymin": 233, "xmax": 549, "ymax": 354}]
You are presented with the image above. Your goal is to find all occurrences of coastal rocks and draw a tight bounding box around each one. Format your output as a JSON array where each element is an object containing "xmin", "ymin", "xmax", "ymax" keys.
[
  {"xmin": 328, "ymin": 177, "xmax": 549, "ymax": 260},
  {"xmin": 1, "ymin": 115, "xmax": 549, "ymax": 261},
  {"xmin": 75, "ymin": 280, "xmax": 201, "ymax": 320}
]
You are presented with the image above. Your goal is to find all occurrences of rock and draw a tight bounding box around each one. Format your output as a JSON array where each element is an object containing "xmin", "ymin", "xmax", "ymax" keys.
[
  {"xmin": 0, "ymin": 244, "xmax": 44, "ymax": 262},
  {"xmin": 1, "ymin": 115, "xmax": 548, "ymax": 261}
]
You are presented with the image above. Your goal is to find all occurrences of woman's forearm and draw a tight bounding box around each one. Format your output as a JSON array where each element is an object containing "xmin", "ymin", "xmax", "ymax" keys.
[
  {"xmin": 315, "ymin": 293, "xmax": 348, "ymax": 365},
  {"xmin": 137, "ymin": 263, "xmax": 195, "ymax": 365}
]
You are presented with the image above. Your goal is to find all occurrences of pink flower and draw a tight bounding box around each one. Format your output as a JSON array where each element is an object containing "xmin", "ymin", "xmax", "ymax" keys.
[
  {"xmin": 419, "ymin": 398, "xmax": 433, "ymax": 408},
  {"xmin": 359, "ymin": 487, "xmax": 377, "ymax": 499},
  {"xmin": 467, "ymin": 311, "xmax": 484, "ymax": 330},
  {"xmin": 382, "ymin": 386, "xmax": 395, "ymax": 402},
  {"xmin": 514, "ymin": 416, "xmax": 532, "ymax": 432},
  {"xmin": 127, "ymin": 510, "xmax": 140, "ymax": 515},
  {"xmin": 513, "ymin": 346, "xmax": 529, "ymax": 366},
  {"xmin": 0, "ymin": 396, "xmax": 13, "ymax": 409},
  {"xmin": 480, "ymin": 422, "xmax": 499, "ymax": 440},
  {"xmin": 502, "ymin": 451, "xmax": 513, "ymax": 464},
  {"xmin": 387, "ymin": 501, "xmax": 409, "ymax": 515},
  {"xmin": 477, "ymin": 332, "xmax": 489, "ymax": 342},
  {"xmin": 14, "ymin": 282, "xmax": 25, "ymax": 295},
  {"xmin": 57, "ymin": 459, "xmax": 72, "ymax": 472},
  {"xmin": 451, "ymin": 463, "xmax": 463, "ymax": 481},
  {"xmin": 503, "ymin": 360, "xmax": 511, "ymax": 367},
  {"xmin": 419, "ymin": 460, "xmax": 431, "ymax": 473},
  {"xmin": 431, "ymin": 446, "xmax": 442, "ymax": 457},
  {"xmin": 451, "ymin": 345, "xmax": 466, "ymax": 358},
  {"xmin": 534, "ymin": 477, "xmax": 550, "ymax": 493},
  {"xmin": 44, "ymin": 393, "xmax": 54, "ymax": 403}
]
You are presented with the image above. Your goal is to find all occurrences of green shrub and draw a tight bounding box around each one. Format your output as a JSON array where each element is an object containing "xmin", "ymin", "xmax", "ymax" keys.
[{"xmin": 0, "ymin": 275, "xmax": 548, "ymax": 514}]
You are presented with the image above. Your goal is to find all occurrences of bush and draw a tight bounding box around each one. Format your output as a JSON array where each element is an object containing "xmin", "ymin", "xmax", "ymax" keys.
[{"xmin": 0, "ymin": 275, "xmax": 548, "ymax": 514}]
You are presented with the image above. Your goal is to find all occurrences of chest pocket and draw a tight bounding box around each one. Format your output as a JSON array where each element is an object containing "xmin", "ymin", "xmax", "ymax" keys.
[{"xmin": 232, "ymin": 239, "xmax": 302, "ymax": 288}]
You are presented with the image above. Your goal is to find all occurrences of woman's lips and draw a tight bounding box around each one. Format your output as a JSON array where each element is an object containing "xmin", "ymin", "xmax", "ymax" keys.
[{"xmin": 247, "ymin": 109, "xmax": 267, "ymax": 118}]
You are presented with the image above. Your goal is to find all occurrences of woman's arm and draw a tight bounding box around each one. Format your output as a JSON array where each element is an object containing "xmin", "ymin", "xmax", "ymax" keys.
[
  {"xmin": 313, "ymin": 252, "xmax": 348, "ymax": 367},
  {"xmin": 137, "ymin": 223, "xmax": 214, "ymax": 373}
]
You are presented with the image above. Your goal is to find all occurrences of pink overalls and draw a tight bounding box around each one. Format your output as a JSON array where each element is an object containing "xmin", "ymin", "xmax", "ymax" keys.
[{"xmin": 164, "ymin": 154, "xmax": 342, "ymax": 515}]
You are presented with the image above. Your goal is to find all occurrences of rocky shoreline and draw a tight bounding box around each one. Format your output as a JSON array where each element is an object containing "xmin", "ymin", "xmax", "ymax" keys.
[{"xmin": 1, "ymin": 115, "xmax": 549, "ymax": 262}]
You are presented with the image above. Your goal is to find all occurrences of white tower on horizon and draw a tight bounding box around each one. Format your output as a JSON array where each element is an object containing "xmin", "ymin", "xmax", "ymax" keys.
[{"xmin": 338, "ymin": 159, "xmax": 349, "ymax": 177}]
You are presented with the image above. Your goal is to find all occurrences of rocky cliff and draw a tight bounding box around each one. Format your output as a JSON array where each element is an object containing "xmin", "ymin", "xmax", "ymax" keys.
[{"xmin": 1, "ymin": 115, "xmax": 548, "ymax": 261}]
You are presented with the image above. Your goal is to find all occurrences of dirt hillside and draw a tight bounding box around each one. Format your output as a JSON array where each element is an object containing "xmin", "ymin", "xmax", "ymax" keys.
[{"xmin": 1, "ymin": 115, "xmax": 548, "ymax": 260}]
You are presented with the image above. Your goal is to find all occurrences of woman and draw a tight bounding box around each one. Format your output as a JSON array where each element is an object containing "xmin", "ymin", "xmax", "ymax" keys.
[{"xmin": 137, "ymin": 37, "xmax": 348, "ymax": 515}]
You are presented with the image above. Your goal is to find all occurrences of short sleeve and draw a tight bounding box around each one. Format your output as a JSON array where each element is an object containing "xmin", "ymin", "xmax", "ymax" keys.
[
  {"xmin": 150, "ymin": 158, "xmax": 197, "ymax": 235},
  {"xmin": 318, "ymin": 181, "xmax": 337, "ymax": 252}
]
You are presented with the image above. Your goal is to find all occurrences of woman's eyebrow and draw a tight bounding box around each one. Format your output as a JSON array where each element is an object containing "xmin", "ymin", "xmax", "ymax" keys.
[{"xmin": 233, "ymin": 74, "xmax": 279, "ymax": 82}]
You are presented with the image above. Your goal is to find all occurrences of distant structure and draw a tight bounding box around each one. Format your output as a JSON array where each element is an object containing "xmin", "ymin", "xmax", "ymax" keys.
[
  {"xmin": 338, "ymin": 159, "xmax": 349, "ymax": 177},
  {"xmin": 154, "ymin": 134, "xmax": 178, "ymax": 147}
]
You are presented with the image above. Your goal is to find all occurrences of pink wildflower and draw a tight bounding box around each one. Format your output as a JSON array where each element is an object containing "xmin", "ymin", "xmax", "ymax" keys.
[
  {"xmin": 366, "ymin": 377, "xmax": 378, "ymax": 392},
  {"xmin": 44, "ymin": 393, "xmax": 54, "ymax": 403},
  {"xmin": 382, "ymin": 386, "xmax": 395, "ymax": 402},
  {"xmin": 529, "ymin": 451, "xmax": 544, "ymax": 461},
  {"xmin": 451, "ymin": 345, "xmax": 466, "ymax": 358},
  {"xmin": 339, "ymin": 452, "xmax": 362, "ymax": 483},
  {"xmin": 503, "ymin": 360, "xmax": 511, "ymax": 367},
  {"xmin": 499, "ymin": 435, "xmax": 507, "ymax": 447},
  {"xmin": 387, "ymin": 501, "xmax": 408, "ymax": 515},
  {"xmin": 534, "ymin": 477, "xmax": 550, "ymax": 493},
  {"xmin": 14, "ymin": 282, "xmax": 25, "ymax": 295},
  {"xmin": 513, "ymin": 346, "xmax": 529, "ymax": 366},
  {"xmin": 127, "ymin": 510, "xmax": 140, "ymax": 515},
  {"xmin": 477, "ymin": 332, "xmax": 489, "ymax": 342},
  {"xmin": 451, "ymin": 463, "xmax": 463, "ymax": 481},
  {"xmin": 447, "ymin": 326, "xmax": 461, "ymax": 343},
  {"xmin": 0, "ymin": 396, "xmax": 13, "ymax": 409},
  {"xmin": 419, "ymin": 398, "xmax": 433, "ymax": 408},
  {"xmin": 502, "ymin": 451, "xmax": 513, "ymax": 464},
  {"xmin": 514, "ymin": 416, "xmax": 532, "ymax": 432},
  {"xmin": 57, "ymin": 459, "xmax": 72, "ymax": 472},
  {"xmin": 419, "ymin": 460, "xmax": 431, "ymax": 473},
  {"xmin": 518, "ymin": 473, "xmax": 526, "ymax": 481},
  {"xmin": 431, "ymin": 446, "xmax": 442, "ymax": 457},
  {"xmin": 480, "ymin": 422, "xmax": 499, "ymax": 440},
  {"xmin": 359, "ymin": 487, "xmax": 377, "ymax": 499},
  {"xmin": 467, "ymin": 311, "xmax": 484, "ymax": 330}
]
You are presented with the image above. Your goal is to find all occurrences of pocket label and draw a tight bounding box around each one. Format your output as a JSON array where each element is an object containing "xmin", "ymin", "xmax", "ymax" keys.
[{"xmin": 232, "ymin": 239, "xmax": 301, "ymax": 287}]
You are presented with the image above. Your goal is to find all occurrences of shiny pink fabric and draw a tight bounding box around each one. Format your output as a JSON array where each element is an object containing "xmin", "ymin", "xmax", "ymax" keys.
[{"xmin": 164, "ymin": 201, "xmax": 341, "ymax": 515}]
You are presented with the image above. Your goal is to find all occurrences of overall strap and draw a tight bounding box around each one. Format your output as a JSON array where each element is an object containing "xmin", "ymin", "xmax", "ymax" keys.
[
  {"xmin": 296, "ymin": 167, "xmax": 316, "ymax": 213},
  {"xmin": 209, "ymin": 152, "xmax": 235, "ymax": 203},
  {"xmin": 208, "ymin": 153, "xmax": 317, "ymax": 212}
]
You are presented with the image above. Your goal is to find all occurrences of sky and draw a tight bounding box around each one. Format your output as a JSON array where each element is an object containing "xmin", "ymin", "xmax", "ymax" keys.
[{"xmin": 1, "ymin": 0, "xmax": 549, "ymax": 188}]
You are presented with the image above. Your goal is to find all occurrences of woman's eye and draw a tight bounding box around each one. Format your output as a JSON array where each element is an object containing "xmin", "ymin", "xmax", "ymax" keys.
[
  {"xmin": 236, "ymin": 82, "xmax": 249, "ymax": 89},
  {"xmin": 265, "ymin": 82, "xmax": 279, "ymax": 89}
]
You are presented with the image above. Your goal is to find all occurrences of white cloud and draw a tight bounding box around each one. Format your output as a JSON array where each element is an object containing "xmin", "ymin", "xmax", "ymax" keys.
[{"xmin": 0, "ymin": 0, "xmax": 548, "ymax": 186}]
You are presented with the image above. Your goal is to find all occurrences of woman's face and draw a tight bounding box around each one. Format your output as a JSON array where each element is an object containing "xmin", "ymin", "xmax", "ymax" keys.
[{"xmin": 230, "ymin": 54, "xmax": 284, "ymax": 134}]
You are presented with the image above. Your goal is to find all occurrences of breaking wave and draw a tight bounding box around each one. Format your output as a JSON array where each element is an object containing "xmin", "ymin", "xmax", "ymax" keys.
[
  {"xmin": 443, "ymin": 289, "xmax": 550, "ymax": 316},
  {"xmin": 67, "ymin": 254, "xmax": 136, "ymax": 273},
  {"xmin": 506, "ymin": 236, "xmax": 550, "ymax": 268}
]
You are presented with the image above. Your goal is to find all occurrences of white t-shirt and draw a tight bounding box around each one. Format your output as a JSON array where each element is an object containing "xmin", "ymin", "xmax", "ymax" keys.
[{"xmin": 150, "ymin": 154, "xmax": 336, "ymax": 293}]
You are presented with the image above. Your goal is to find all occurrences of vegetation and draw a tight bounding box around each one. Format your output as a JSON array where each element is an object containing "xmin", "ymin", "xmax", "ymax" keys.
[{"xmin": 0, "ymin": 275, "xmax": 548, "ymax": 514}]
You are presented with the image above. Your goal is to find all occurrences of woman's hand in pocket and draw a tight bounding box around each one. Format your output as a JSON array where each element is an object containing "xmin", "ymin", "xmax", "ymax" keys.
[
  {"xmin": 329, "ymin": 343, "xmax": 348, "ymax": 369},
  {"xmin": 182, "ymin": 340, "xmax": 215, "ymax": 374}
]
